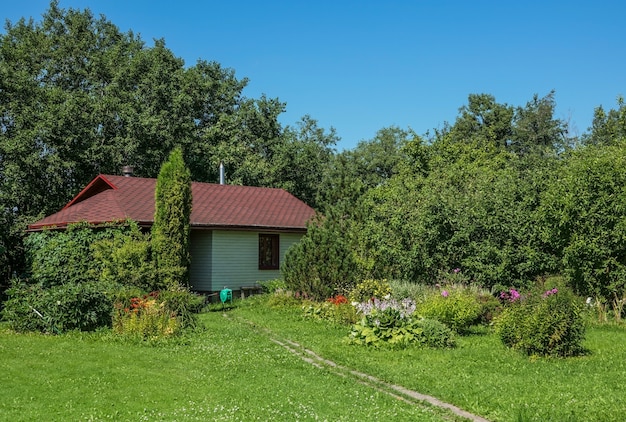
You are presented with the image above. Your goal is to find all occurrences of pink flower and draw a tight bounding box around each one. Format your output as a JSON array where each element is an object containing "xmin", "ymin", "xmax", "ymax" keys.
[
  {"xmin": 441, "ymin": 290, "xmax": 449, "ymax": 297},
  {"xmin": 543, "ymin": 288, "xmax": 558, "ymax": 298},
  {"xmin": 510, "ymin": 289, "xmax": 520, "ymax": 301},
  {"xmin": 453, "ymin": 268, "xmax": 461, "ymax": 274}
]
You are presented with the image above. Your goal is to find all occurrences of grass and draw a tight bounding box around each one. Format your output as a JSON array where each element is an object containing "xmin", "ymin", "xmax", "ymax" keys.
[
  {"xmin": 0, "ymin": 307, "xmax": 460, "ymax": 421},
  {"xmin": 3, "ymin": 295, "xmax": 626, "ymax": 421},
  {"xmin": 233, "ymin": 296, "xmax": 626, "ymax": 422}
]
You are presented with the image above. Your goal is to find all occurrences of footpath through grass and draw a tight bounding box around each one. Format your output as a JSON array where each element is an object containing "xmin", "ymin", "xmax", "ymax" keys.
[
  {"xmin": 233, "ymin": 296, "xmax": 626, "ymax": 422},
  {"xmin": 0, "ymin": 306, "xmax": 461, "ymax": 422},
  {"xmin": 3, "ymin": 296, "xmax": 626, "ymax": 421}
]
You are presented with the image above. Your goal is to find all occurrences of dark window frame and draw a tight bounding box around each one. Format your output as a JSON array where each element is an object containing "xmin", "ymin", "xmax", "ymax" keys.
[{"xmin": 259, "ymin": 233, "xmax": 280, "ymax": 270}]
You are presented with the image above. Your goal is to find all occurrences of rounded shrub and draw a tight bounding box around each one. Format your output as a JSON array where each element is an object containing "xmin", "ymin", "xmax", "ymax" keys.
[
  {"xmin": 493, "ymin": 285, "xmax": 586, "ymax": 357},
  {"xmin": 417, "ymin": 288, "xmax": 483, "ymax": 333}
]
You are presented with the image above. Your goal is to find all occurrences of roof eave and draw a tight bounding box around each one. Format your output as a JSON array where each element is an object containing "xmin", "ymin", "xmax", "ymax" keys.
[{"xmin": 190, "ymin": 223, "xmax": 308, "ymax": 233}]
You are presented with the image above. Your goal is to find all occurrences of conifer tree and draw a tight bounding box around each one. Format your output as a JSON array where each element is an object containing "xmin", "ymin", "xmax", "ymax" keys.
[
  {"xmin": 282, "ymin": 208, "xmax": 357, "ymax": 300},
  {"xmin": 152, "ymin": 147, "xmax": 192, "ymax": 289}
]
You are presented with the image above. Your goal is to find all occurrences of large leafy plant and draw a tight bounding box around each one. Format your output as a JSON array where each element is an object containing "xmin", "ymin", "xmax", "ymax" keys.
[{"xmin": 347, "ymin": 298, "xmax": 455, "ymax": 349}]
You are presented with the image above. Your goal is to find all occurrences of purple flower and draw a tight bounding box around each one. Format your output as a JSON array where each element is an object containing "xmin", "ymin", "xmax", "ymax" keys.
[
  {"xmin": 354, "ymin": 297, "xmax": 417, "ymax": 319},
  {"xmin": 543, "ymin": 288, "xmax": 558, "ymax": 298},
  {"xmin": 500, "ymin": 289, "xmax": 521, "ymax": 302},
  {"xmin": 510, "ymin": 289, "xmax": 520, "ymax": 301},
  {"xmin": 453, "ymin": 268, "xmax": 461, "ymax": 274},
  {"xmin": 441, "ymin": 290, "xmax": 449, "ymax": 297}
]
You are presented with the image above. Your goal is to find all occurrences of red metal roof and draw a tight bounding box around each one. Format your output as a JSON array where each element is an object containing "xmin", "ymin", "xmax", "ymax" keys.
[{"xmin": 28, "ymin": 175, "xmax": 316, "ymax": 232}]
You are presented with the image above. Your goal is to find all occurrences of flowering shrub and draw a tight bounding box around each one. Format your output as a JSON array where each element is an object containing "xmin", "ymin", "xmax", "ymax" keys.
[
  {"xmin": 346, "ymin": 298, "xmax": 455, "ymax": 349},
  {"xmin": 113, "ymin": 292, "xmax": 181, "ymax": 340},
  {"xmin": 493, "ymin": 285, "xmax": 586, "ymax": 357},
  {"xmin": 353, "ymin": 297, "xmax": 416, "ymax": 319},
  {"xmin": 543, "ymin": 288, "xmax": 558, "ymax": 298},
  {"xmin": 417, "ymin": 288, "xmax": 483, "ymax": 333}
]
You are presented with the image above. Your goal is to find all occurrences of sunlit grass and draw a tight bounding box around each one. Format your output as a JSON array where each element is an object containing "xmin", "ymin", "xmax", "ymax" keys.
[
  {"xmin": 0, "ymin": 307, "xmax": 459, "ymax": 421},
  {"xmin": 4, "ymin": 295, "xmax": 625, "ymax": 421},
  {"xmin": 234, "ymin": 296, "xmax": 626, "ymax": 422}
]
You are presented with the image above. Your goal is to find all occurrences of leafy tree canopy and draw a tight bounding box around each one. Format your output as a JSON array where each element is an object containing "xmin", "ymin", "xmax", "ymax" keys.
[{"xmin": 0, "ymin": 1, "xmax": 335, "ymax": 288}]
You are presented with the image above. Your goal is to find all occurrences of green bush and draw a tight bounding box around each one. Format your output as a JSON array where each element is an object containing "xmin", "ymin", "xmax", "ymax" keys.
[
  {"xmin": 417, "ymin": 288, "xmax": 483, "ymax": 333},
  {"xmin": 26, "ymin": 222, "xmax": 137, "ymax": 288},
  {"xmin": 258, "ymin": 278, "xmax": 287, "ymax": 294},
  {"xmin": 282, "ymin": 211, "xmax": 358, "ymax": 301},
  {"xmin": 347, "ymin": 315, "xmax": 455, "ymax": 349},
  {"xmin": 2, "ymin": 279, "xmax": 115, "ymax": 333},
  {"xmin": 348, "ymin": 279, "xmax": 391, "ymax": 303},
  {"xmin": 346, "ymin": 298, "xmax": 455, "ymax": 349},
  {"xmin": 477, "ymin": 293, "xmax": 502, "ymax": 325},
  {"xmin": 92, "ymin": 230, "xmax": 158, "ymax": 291},
  {"xmin": 266, "ymin": 290, "xmax": 302, "ymax": 308},
  {"xmin": 388, "ymin": 280, "xmax": 432, "ymax": 302},
  {"xmin": 302, "ymin": 299, "xmax": 358, "ymax": 325},
  {"xmin": 493, "ymin": 285, "xmax": 586, "ymax": 357},
  {"xmin": 112, "ymin": 289, "xmax": 204, "ymax": 335},
  {"xmin": 158, "ymin": 289, "xmax": 204, "ymax": 329}
]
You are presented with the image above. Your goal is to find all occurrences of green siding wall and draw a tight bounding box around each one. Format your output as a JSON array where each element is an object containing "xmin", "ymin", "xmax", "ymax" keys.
[
  {"xmin": 188, "ymin": 230, "xmax": 303, "ymax": 292},
  {"xmin": 189, "ymin": 230, "xmax": 212, "ymax": 291}
]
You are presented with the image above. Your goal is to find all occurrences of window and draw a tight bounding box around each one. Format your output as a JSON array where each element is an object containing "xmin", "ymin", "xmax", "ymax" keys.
[{"xmin": 259, "ymin": 234, "xmax": 279, "ymax": 270}]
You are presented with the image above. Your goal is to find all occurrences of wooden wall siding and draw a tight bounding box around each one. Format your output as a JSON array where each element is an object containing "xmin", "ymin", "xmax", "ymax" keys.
[
  {"xmin": 210, "ymin": 230, "xmax": 303, "ymax": 292},
  {"xmin": 189, "ymin": 230, "xmax": 213, "ymax": 291}
]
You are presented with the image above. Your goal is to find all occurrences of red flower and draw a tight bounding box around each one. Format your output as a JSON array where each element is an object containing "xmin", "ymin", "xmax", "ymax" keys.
[{"xmin": 327, "ymin": 295, "xmax": 348, "ymax": 305}]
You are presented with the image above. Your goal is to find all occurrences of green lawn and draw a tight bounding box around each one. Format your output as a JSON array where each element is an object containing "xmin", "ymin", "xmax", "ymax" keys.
[
  {"xmin": 0, "ymin": 306, "xmax": 460, "ymax": 421},
  {"xmin": 233, "ymin": 297, "xmax": 626, "ymax": 422},
  {"xmin": 2, "ymin": 297, "xmax": 626, "ymax": 421}
]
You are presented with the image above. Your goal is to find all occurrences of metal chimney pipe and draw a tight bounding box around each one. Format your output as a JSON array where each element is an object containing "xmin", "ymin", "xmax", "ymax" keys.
[
  {"xmin": 122, "ymin": 165, "xmax": 134, "ymax": 177},
  {"xmin": 219, "ymin": 162, "xmax": 225, "ymax": 185}
]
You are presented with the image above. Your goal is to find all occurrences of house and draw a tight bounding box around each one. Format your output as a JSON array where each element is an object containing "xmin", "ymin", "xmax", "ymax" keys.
[{"xmin": 28, "ymin": 174, "xmax": 316, "ymax": 294}]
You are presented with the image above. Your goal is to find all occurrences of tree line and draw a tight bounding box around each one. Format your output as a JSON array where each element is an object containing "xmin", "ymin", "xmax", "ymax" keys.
[
  {"xmin": 284, "ymin": 93, "xmax": 626, "ymax": 308},
  {"xmin": 0, "ymin": 2, "xmax": 335, "ymax": 291},
  {"xmin": 2, "ymin": 2, "xmax": 626, "ymax": 308}
]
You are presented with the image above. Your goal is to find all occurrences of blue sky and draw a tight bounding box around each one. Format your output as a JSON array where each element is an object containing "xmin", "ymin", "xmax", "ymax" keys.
[{"xmin": 3, "ymin": 1, "xmax": 625, "ymax": 150}]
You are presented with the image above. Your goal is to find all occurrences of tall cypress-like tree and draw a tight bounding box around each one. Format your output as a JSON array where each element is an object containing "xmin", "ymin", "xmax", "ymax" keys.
[{"xmin": 152, "ymin": 147, "xmax": 192, "ymax": 289}]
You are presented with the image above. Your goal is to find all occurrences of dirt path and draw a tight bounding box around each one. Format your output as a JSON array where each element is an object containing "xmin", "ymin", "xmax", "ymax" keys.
[{"xmin": 231, "ymin": 315, "xmax": 490, "ymax": 422}]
